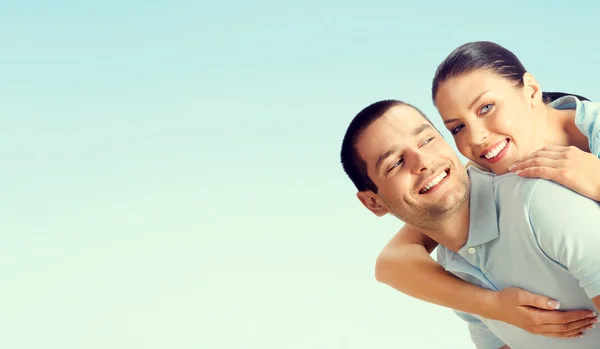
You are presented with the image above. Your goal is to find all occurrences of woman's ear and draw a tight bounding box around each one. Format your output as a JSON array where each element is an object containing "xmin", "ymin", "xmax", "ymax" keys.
[{"xmin": 523, "ymin": 72, "xmax": 543, "ymax": 108}]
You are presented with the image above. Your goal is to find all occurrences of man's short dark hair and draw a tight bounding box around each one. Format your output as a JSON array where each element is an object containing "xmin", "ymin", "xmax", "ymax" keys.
[{"xmin": 340, "ymin": 100, "xmax": 435, "ymax": 193}]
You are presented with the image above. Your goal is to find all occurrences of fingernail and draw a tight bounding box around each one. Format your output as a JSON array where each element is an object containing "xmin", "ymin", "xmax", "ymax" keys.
[
  {"xmin": 548, "ymin": 300, "xmax": 560, "ymax": 309},
  {"xmin": 508, "ymin": 164, "xmax": 516, "ymax": 171},
  {"xmin": 515, "ymin": 170, "xmax": 522, "ymax": 175},
  {"xmin": 587, "ymin": 312, "xmax": 597, "ymax": 318},
  {"xmin": 591, "ymin": 317, "xmax": 598, "ymax": 323}
]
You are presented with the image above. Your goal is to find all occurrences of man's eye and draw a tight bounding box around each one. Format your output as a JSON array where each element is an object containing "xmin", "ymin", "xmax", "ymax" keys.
[
  {"xmin": 422, "ymin": 137, "xmax": 434, "ymax": 145},
  {"xmin": 387, "ymin": 159, "xmax": 403, "ymax": 172}
]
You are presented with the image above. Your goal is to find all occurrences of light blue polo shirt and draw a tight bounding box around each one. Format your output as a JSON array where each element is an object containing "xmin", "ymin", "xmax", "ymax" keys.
[{"xmin": 436, "ymin": 96, "xmax": 600, "ymax": 349}]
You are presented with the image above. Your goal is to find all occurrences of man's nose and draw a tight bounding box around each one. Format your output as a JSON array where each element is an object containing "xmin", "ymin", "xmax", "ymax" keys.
[{"xmin": 408, "ymin": 151, "xmax": 433, "ymax": 175}]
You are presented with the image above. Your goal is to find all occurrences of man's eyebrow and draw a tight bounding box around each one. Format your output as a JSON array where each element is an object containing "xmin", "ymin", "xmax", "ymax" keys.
[
  {"xmin": 412, "ymin": 123, "xmax": 432, "ymax": 136},
  {"xmin": 443, "ymin": 90, "xmax": 491, "ymax": 125}
]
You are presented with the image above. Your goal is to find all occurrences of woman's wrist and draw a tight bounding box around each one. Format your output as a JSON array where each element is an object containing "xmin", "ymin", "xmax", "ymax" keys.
[{"xmin": 471, "ymin": 288, "xmax": 501, "ymax": 319}]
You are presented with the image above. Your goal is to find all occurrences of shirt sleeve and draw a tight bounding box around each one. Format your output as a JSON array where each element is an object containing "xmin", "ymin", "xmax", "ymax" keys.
[
  {"xmin": 528, "ymin": 179, "xmax": 600, "ymax": 298},
  {"xmin": 453, "ymin": 311, "xmax": 505, "ymax": 349}
]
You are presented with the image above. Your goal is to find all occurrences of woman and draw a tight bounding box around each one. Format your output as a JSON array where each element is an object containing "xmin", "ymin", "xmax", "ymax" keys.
[{"xmin": 377, "ymin": 41, "xmax": 600, "ymax": 338}]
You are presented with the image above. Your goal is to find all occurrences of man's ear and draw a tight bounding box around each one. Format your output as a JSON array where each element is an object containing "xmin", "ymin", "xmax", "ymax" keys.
[
  {"xmin": 523, "ymin": 72, "xmax": 543, "ymax": 108},
  {"xmin": 357, "ymin": 190, "xmax": 389, "ymax": 217}
]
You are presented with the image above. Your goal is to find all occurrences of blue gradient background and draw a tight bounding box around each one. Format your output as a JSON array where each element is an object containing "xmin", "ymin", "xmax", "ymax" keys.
[{"xmin": 2, "ymin": 0, "xmax": 599, "ymax": 348}]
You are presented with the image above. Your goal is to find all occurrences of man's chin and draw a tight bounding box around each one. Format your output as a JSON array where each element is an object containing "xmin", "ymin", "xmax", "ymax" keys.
[{"xmin": 427, "ymin": 188, "xmax": 468, "ymax": 216}]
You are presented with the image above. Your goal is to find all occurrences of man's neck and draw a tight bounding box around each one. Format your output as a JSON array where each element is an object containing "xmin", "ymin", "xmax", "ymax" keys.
[{"xmin": 422, "ymin": 200, "xmax": 471, "ymax": 253}]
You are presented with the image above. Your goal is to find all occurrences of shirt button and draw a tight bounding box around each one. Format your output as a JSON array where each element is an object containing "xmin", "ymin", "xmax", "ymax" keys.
[{"xmin": 468, "ymin": 247, "xmax": 476, "ymax": 254}]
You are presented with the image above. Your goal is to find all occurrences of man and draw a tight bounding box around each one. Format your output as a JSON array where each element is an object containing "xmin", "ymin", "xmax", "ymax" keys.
[{"xmin": 340, "ymin": 100, "xmax": 600, "ymax": 348}]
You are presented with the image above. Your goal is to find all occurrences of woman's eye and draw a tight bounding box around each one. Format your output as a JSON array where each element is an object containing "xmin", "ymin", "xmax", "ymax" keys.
[
  {"xmin": 480, "ymin": 104, "xmax": 494, "ymax": 115},
  {"xmin": 451, "ymin": 124, "xmax": 465, "ymax": 135}
]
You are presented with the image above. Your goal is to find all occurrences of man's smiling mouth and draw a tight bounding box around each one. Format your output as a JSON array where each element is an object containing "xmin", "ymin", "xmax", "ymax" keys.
[{"xmin": 419, "ymin": 168, "xmax": 450, "ymax": 194}]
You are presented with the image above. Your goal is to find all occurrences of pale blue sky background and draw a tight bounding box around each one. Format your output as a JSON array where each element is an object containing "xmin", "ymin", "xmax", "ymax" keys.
[{"xmin": 1, "ymin": 1, "xmax": 599, "ymax": 348}]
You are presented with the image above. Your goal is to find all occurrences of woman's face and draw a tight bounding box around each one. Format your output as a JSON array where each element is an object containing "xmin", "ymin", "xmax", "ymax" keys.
[{"xmin": 435, "ymin": 69, "xmax": 542, "ymax": 175}]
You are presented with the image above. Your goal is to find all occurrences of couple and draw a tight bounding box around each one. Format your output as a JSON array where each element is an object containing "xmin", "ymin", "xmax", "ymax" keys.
[{"xmin": 340, "ymin": 41, "xmax": 600, "ymax": 348}]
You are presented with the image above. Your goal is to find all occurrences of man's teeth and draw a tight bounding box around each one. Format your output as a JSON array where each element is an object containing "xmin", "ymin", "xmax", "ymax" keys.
[
  {"xmin": 421, "ymin": 171, "xmax": 447, "ymax": 193},
  {"xmin": 484, "ymin": 140, "xmax": 508, "ymax": 159}
]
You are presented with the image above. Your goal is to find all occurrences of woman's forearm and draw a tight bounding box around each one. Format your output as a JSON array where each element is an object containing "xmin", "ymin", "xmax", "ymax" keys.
[
  {"xmin": 375, "ymin": 227, "xmax": 495, "ymax": 317},
  {"xmin": 376, "ymin": 225, "xmax": 598, "ymax": 339}
]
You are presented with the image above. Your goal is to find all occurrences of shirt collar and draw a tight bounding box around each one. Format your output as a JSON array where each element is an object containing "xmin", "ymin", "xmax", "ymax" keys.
[{"xmin": 457, "ymin": 166, "xmax": 500, "ymax": 255}]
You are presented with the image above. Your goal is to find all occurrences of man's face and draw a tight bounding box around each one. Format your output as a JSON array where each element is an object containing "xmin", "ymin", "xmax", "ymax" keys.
[{"xmin": 355, "ymin": 105, "xmax": 470, "ymax": 227}]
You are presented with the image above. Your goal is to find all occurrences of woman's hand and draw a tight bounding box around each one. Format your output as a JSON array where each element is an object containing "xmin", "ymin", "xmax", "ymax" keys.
[
  {"xmin": 509, "ymin": 145, "xmax": 600, "ymax": 201},
  {"xmin": 487, "ymin": 287, "xmax": 597, "ymax": 338}
]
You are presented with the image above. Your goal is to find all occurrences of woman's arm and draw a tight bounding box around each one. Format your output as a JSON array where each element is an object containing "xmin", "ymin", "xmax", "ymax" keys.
[
  {"xmin": 375, "ymin": 224, "xmax": 597, "ymax": 338},
  {"xmin": 375, "ymin": 224, "xmax": 496, "ymax": 314}
]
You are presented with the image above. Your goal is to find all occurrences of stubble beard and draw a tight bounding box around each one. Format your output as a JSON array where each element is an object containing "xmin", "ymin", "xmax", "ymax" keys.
[{"xmin": 390, "ymin": 175, "xmax": 470, "ymax": 231}]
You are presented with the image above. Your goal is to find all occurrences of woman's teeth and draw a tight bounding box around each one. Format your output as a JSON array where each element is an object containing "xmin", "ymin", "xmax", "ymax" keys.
[{"xmin": 484, "ymin": 140, "xmax": 508, "ymax": 159}]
